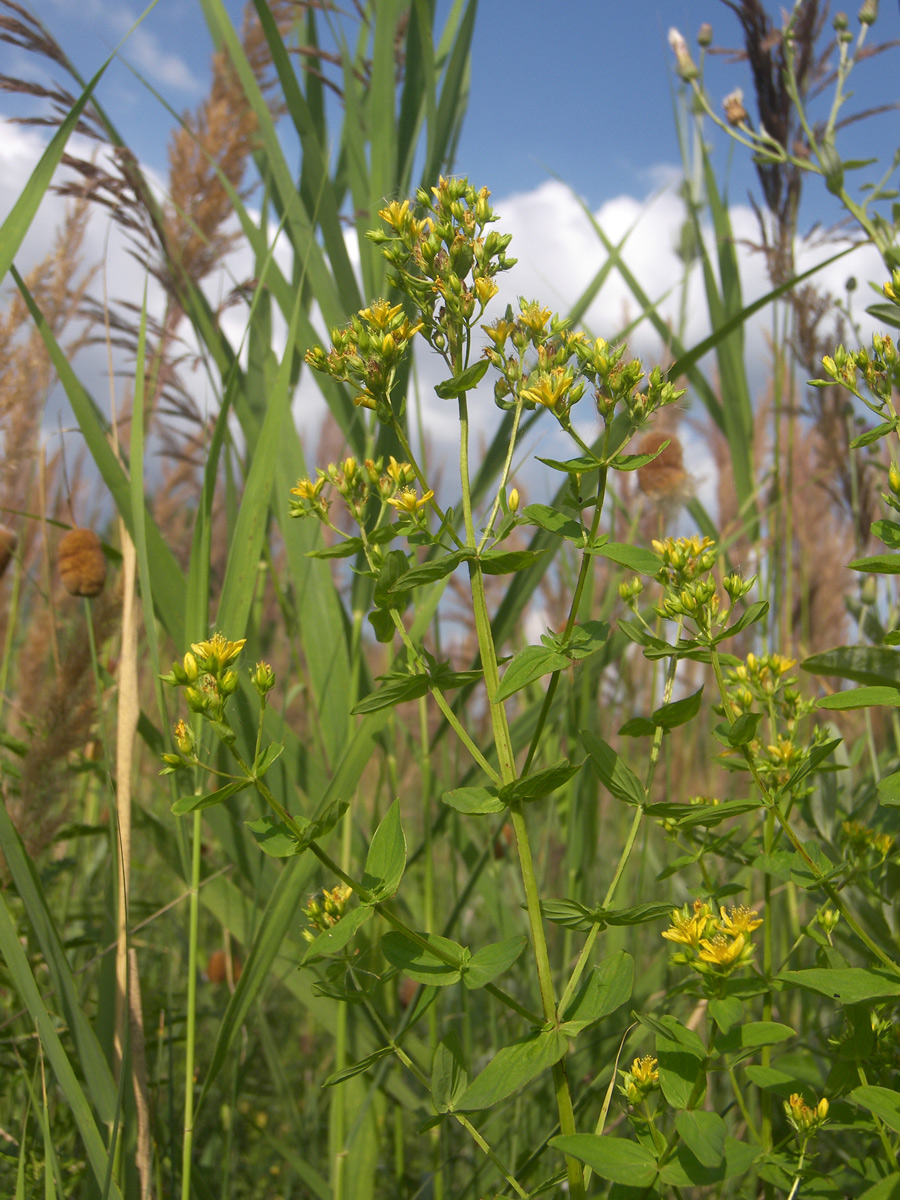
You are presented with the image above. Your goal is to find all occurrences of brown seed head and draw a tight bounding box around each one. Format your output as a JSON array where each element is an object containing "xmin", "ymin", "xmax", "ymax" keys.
[
  {"xmin": 637, "ymin": 432, "xmax": 691, "ymax": 502},
  {"xmin": 58, "ymin": 528, "xmax": 106, "ymax": 597},
  {"xmin": 206, "ymin": 948, "xmax": 242, "ymax": 984},
  {"xmin": 0, "ymin": 526, "xmax": 18, "ymax": 579}
]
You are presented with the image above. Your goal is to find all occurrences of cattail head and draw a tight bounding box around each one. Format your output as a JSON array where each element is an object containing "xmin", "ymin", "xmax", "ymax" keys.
[
  {"xmin": 0, "ymin": 526, "xmax": 18, "ymax": 579},
  {"xmin": 637, "ymin": 431, "xmax": 693, "ymax": 504},
  {"xmin": 206, "ymin": 949, "xmax": 242, "ymax": 985},
  {"xmin": 58, "ymin": 528, "xmax": 106, "ymax": 597}
]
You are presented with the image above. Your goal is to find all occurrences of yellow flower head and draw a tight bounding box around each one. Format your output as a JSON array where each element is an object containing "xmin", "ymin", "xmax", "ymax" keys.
[
  {"xmin": 360, "ymin": 299, "xmax": 404, "ymax": 330},
  {"xmin": 190, "ymin": 633, "xmax": 246, "ymax": 673},
  {"xmin": 387, "ymin": 487, "xmax": 434, "ymax": 515},
  {"xmin": 661, "ymin": 899, "xmax": 713, "ymax": 948},
  {"xmin": 718, "ymin": 905, "xmax": 763, "ymax": 937},
  {"xmin": 698, "ymin": 932, "xmax": 746, "ymax": 968}
]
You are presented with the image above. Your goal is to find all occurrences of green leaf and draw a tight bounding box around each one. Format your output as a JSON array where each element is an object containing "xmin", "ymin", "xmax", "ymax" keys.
[
  {"xmin": 387, "ymin": 550, "xmax": 471, "ymax": 594},
  {"xmin": 441, "ymin": 786, "xmax": 505, "ymax": 815},
  {"xmin": 660, "ymin": 1138, "xmax": 757, "ymax": 1187},
  {"xmin": 535, "ymin": 454, "xmax": 602, "ymax": 474},
  {"xmin": 302, "ymin": 906, "xmax": 373, "ymax": 964},
  {"xmin": 244, "ymin": 816, "xmax": 302, "ymax": 857},
  {"xmin": 456, "ymin": 1028, "xmax": 568, "ymax": 1111},
  {"xmin": 362, "ymin": 798, "xmax": 406, "ymax": 900},
  {"xmin": 586, "ymin": 542, "xmax": 661, "ymax": 575},
  {"xmin": 818, "ymin": 686, "xmax": 900, "ymax": 710},
  {"xmin": 434, "ymin": 359, "xmax": 489, "ymax": 397},
  {"xmin": 549, "ymin": 1135, "xmax": 658, "ymax": 1187},
  {"xmin": 802, "ymin": 645, "xmax": 900, "ymax": 687},
  {"xmin": 368, "ymin": 607, "xmax": 396, "ymax": 644},
  {"xmin": 877, "ymin": 771, "xmax": 900, "ymax": 806},
  {"xmin": 645, "ymin": 798, "xmax": 761, "ymax": 829},
  {"xmin": 582, "ymin": 732, "xmax": 645, "ymax": 806},
  {"xmin": 171, "ymin": 780, "xmax": 250, "ymax": 815},
  {"xmin": 858, "ymin": 1173, "xmax": 900, "ymax": 1200},
  {"xmin": 717, "ymin": 1022, "xmax": 795, "ymax": 1055},
  {"xmin": 500, "ymin": 758, "xmax": 583, "ymax": 803},
  {"xmin": 381, "ymin": 931, "xmax": 465, "ymax": 986},
  {"xmin": 521, "ymin": 504, "xmax": 584, "ymax": 541},
  {"xmin": 708, "ymin": 996, "xmax": 744, "ymax": 1034},
  {"xmin": 850, "ymin": 1085, "xmax": 900, "ymax": 1133},
  {"xmin": 307, "ymin": 537, "xmax": 364, "ymax": 559},
  {"xmin": 789, "ymin": 842, "xmax": 836, "ymax": 889},
  {"xmin": 495, "ymin": 645, "xmax": 569, "ymax": 701},
  {"xmin": 619, "ymin": 716, "xmax": 656, "ymax": 737},
  {"xmin": 463, "ymin": 936, "xmax": 527, "ymax": 990},
  {"xmin": 653, "ymin": 687, "xmax": 703, "ymax": 730},
  {"xmin": 712, "ymin": 600, "xmax": 769, "ymax": 642},
  {"xmin": 559, "ymin": 951, "xmax": 633, "ymax": 1033},
  {"xmin": 851, "ymin": 420, "xmax": 898, "ymax": 448},
  {"xmin": 479, "ymin": 548, "xmax": 549, "ymax": 574},
  {"xmin": 725, "ymin": 712, "xmax": 763, "ymax": 746},
  {"xmin": 323, "ymin": 1046, "xmax": 393, "ymax": 1087},
  {"xmin": 776, "ymin": 967, "xmax": 900, "ymax": 1003},
  {"xmin": 432, "ymin": 1031, "xmax": 468, "ymax": 1112},
  {"xmin": 850, "ymin": 553, "xmax": 900, "ymax": 574},
  {"xmin": 657, "ymin": 1041, "xmax": 705, "ymax": 1110},
  {"xmin": 351, "ymin": 673, "xmax": 430, "ymax": 714},
  {"xmin": 675, "ymin": 1111, "xmax": 726, "ymax": 1168},
  {"xmin": 871, "ymin": 519, "xmax": 900, "ymax": 548},
  {"xmin": 253, "ymin": 742, "xmax": 284, "ymax": 777},
  {"xmin": 374, "ymin": 549, "xmax": 410, "ymax": 609}
]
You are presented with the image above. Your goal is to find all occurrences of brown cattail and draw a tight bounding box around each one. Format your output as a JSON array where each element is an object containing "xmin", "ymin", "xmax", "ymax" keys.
[
  {"xmin": 58, "ymin": 528, "xmax": 106, "ymax": 597},
  {"xmin": 637, "ymin": 432, "xmax": 692, "ymax": 504},
  {"xmin": 0, "ymin": 527, "xmax": 18, "ymax": 579},
  {"xmin": 206, "ymin": 949, "xmax": 242, "ymax": 985}
]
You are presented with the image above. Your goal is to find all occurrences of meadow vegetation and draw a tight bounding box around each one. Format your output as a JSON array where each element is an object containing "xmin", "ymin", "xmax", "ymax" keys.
[{"xmin": 0, "ymin": 2, "xmax": 899, "ymax": 1198}]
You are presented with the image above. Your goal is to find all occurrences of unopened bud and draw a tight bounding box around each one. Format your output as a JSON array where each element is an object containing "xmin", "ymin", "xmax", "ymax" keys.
[
  {"xmin": 859, "ymin": 0, "xmax": 878, "ymax": 23},
  {"xmin": 508, "ymin": 488, "xmax": 520, "ymax": 513},
  {"xmin": 697, "ymin": 22, "xmax": 713, "ymax": 46},
  {"xmin": 723, "ymin": 88, "xmax": 748, "ymax": 126}
]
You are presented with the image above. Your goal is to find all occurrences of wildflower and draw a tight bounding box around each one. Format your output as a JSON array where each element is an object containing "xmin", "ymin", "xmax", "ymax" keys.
[
  {"xmin": 717, "ymin": 905, "xmax": 763, "ymax": 937},
  {"xmin": 387, "ymin": 486, "xmax": 434, "ymax": 515},
  {"xmin": 723, "ymin": 88, "xmax": 748, "ymax": 126},
  {"xmin": 662, "ymin": 899, "xmax": 714, "ymax": 948},
  {"xmin": 190, "ymin": 633, "xmax": 246, "ymax": 673},
  {"xmin": 785, "ymin": 1093, "xmax": 829, "ymax": 1137},
  {"xmin": 619, "ymin": 1055, "xmax": 660, "ymax": 1105},
  {"xmin": 668, "ymin": 27, "xmax": 699, "ymax": 81},
  {"xmin": 698, "ymin": 932, "xmax": 746, "ymax": 968}
]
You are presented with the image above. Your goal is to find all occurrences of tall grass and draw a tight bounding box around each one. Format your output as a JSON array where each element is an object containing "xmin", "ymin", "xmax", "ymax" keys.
[{"xmin": 0, "ymin": 3, "xmax": 899, "ymax": 1199}]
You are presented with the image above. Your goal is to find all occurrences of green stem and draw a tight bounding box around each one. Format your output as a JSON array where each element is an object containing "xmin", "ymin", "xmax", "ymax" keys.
[{"xmin": 180, "ymin": 809, "xmax": 201, "ymax": 1200}]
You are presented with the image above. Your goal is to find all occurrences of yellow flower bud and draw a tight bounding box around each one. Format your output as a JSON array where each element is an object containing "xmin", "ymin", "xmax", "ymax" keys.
[{"xmin": 508, "ymin": 488, "xmax": 520, "ymax": 513}]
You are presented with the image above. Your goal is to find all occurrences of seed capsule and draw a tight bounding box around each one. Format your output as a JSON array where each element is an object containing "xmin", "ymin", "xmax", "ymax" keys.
[{"xmin": 58, "ymin": 528, "xmax": 106, "ymax": 597}]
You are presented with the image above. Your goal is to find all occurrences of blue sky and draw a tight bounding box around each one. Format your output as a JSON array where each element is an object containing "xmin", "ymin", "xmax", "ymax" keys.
[{"xmin": 5, "ymin": 0, "xmax": 897, "ymax": 225}]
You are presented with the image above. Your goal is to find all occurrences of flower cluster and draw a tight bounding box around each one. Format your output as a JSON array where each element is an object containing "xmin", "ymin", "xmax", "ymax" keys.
[
  {"xmin": 784, "ymin": 1093, "xmax": 829, "ymax": 1139},
  {"xmin": 816, "ymin": 325, "xmax": 900, "ymax": 417},
  {"xmin": 305, "ymin": 299, "xmax": 423, "ymax": 420},
  {"xmin": 289, "ymin": 454, "xmax": 431, "ymax": 533},
  {"xmin": 652, "ymin": 536, "xmax": 754, "ymax": 638},
  {"xmin": 662, "ymin": 899, "xmax": 762, "ymax": 980},
  {"xmin": 160, "ymin": 634, "xmax": 273, "ymax": 765},
  {"xmin": 369, "ymin": 177, "xmax": 515, "ymax": 365},
  {"xmin": 723, "ymin": 651, "xmax": 824, "ymax": 789},
  {"xmin": 840, "ymin": 819, "xmax": 895, "ymax": 875},
  {"xmin": 301, "ymin": 885, "xmax": 354, "ymax": 943},
  {"xmin": 618, "ymin": 1055, "xmax": 660, "ymax": 1106}
]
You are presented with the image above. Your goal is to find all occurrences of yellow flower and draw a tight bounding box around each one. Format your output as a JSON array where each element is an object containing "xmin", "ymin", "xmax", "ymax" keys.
[
  {"xmin": 698, "ymin": 932, "xmax": 746, "ymax": 968},
  {"xmin": 360, "ymin": 299, "xmax": 404, "ymax": 330},
  {"xmin": 718, "ymin": 905, "xmax": 763, "ymax": 937},
  {"xmin": 291, "ymin": 476, "xmax": 324, "ymax": 501},
  {"xmin": 520, "ymin": 367, "xmax": 575, "ymax": 410},
  {"xmin": 631, "ymin": 1056, "xmax": 658, "ymax": 1087},
  {"xmin": 190, "ymin": 633, "xmax": 246, "ymax": 671},
  {"xmin": 661, "ymin": 900, "xmax": 712, "ymax": 948},
  {"xmin": 387, "ymin": 487, "xmax": 434, "ymax": 515}
]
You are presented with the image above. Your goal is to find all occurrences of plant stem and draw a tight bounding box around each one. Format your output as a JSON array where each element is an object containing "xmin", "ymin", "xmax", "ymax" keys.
[{"xmin": 180, "ymin": 809, "xmax": 201, "ymax": 1200}]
